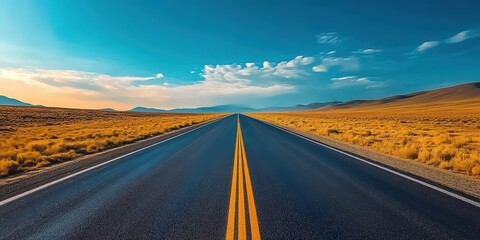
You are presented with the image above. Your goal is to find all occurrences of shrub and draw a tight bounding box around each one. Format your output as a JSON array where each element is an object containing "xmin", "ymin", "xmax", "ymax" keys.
[
  {"xmin": 472, "ymin": 166, "xmax": 480, "ymax": 175},
  {"xmin": 0, "ymin": 159, "xmax": 19, "ymax": 176}
]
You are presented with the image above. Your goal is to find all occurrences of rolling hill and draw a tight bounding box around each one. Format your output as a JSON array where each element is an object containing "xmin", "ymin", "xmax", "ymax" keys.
[
  {"xmin": 129, "ymin": 105, "xmax": 254, "ymax": 113},
  {"xmin": 320, "ymin": 82, "xmax": 480, "ymax": 112},
  {"xmin": 168, "ymin": 104, "xmax": 255, "ymax": 113},
  {"xmin": 129, "ymin": 107, "xmax": 167, "ymax": 112},
  {"xmin": 128, "ymin": 103, "xmax": 343, "ymax": 113},
  {"xmin": 0, "ymin": 96, "xmax": 32, "ymax": 107}
]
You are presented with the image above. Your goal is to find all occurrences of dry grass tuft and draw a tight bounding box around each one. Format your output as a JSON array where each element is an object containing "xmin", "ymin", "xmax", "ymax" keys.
[{"xmin": 0, "ymin": 106, "xmax": 224, "ymax": 177}]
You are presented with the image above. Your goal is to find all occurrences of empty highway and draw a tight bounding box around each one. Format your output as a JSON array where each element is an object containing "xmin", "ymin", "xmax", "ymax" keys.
[{"xmin": 0, "ymin": 114, "xmax": 479, "ymax": 239}]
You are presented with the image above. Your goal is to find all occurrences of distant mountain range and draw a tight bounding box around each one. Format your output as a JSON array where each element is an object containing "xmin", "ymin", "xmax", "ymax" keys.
[
  {"xmin": 169, "ymin": 104, "xmax": 256, "ymax": 113},
  {"xmin": 130, "ymin": 105, "xmax": 254, "ymax": 113},
  {"xmin": 2, "ymin": 82, "xmax": 479, "ymax": 112},
  {"xmin": 256, "ymin": 102, "xmax": 342, "ymax": 112},
  {"xmin": 0, "ymin": 95, "xmax": 32, "ymax": 106},
  {"xmin": 129, "ymin": 107, "xmax": 167, "ymax": 112},
  {"xmin": 128, "ymin": 102, "xmax": 342, "ymax": 113}
]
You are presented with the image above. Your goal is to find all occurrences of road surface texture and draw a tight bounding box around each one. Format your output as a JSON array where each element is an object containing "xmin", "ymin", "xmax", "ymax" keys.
[{"xmin": 0, "ymin": 114, "xmax": 479, "ymax": 239}]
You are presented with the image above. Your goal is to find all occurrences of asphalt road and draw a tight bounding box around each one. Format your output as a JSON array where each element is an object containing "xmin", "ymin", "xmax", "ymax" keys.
[{"xmin": 0, "ymin": 114, "xmax": 479, "ymax": 239}]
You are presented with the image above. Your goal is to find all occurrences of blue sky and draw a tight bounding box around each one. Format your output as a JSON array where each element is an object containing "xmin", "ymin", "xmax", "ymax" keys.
[{"xmin": 0, "ymin": 0, "xmax": 479, "ymax": 109}]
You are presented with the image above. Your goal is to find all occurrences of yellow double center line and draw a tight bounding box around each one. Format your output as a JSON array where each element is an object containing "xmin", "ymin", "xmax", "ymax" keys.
[{"xmin": 226, "ymin": 115, "xmax": 261, "ymax": 240}]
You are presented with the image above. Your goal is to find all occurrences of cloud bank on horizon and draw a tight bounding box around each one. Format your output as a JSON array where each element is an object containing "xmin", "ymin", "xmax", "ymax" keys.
[{"xmin": 0, "ymin": 0, "xmax": 479, "ymax": 110}]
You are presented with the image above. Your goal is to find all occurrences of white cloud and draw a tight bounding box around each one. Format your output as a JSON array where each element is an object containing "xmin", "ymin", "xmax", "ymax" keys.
[
  {"xmin": 326, "ymin": 51, "xmax": 336, "ymax": 55},
  {"xmin": 312, "ymin": 65, "xmax": 327, "ymax": 72},
  {"xmin": 445, "ymin": 30, "xmax": 480, "ymax": 44},
  {"xmin": 331, "ymin": 76, "xmax": 358, "ymax": 81},
  {"xmin": 156, "ymin": 73, "xmax": 164, "ymax": 78},
  {"xmin": 330, "ymin": 76, "xmax": 385, "ymax": 89},
  {"xmin": 316, "ymin": 32, "xmax": 341, "ymax": 44},
  {"xmin": 353, "ymin": 48, "xmax": 383, "ymax": 54},
  {"xmin": 272, "ymin": 56, "xmax": 314, "ymax": 78},
  {"xmin": 415, "ymin": 41, "xmax": 440, "ymax": 52},
  {"xmin": 412, "ymin": 29, "xmax": 480, "ymax": 54},
  {"xmin": 312, "ymin": 56, "xmax": 360, "ymax": 73},
  {"xmin": 262, "ymin": 61, "xmax": 271, "ymax": 68},
  {"xmin": 0, "ymin": 68, "xmax": 152, "ymax": 87},
  {"xmin": 202, "ymin": 55, "xmax": 314, "ymax": 82}
]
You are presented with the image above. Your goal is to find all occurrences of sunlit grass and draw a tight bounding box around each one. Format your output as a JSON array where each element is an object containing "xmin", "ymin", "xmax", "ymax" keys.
[
  {"xmin": 249, "ymin": 111, "xmax": 480, "ymax": 176},
  {"xmin": 0, "ymin": 106, "xmax": 224, "ymax": 177}
]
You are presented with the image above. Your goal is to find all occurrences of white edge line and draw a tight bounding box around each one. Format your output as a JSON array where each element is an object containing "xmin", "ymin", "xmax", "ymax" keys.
[
  {"xmin": 0, "ymin": 115, "xmax": 231, "ymax": 207},
  {"xmin": 247, "ymin": 115, "xmax": 480, "ymax": 208}
]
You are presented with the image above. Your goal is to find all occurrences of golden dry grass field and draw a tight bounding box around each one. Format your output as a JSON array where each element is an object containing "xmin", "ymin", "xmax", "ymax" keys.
[
  {"xmin": 249, "ymin": 83, "xmax": 480, "ymax": 177},
  {"xmin": 249, "ymin": 110, "xmax": 480, "ymax": 176},
  {"xmin": 0, "ymin": 106, "xmax": 224, "ymax": 177}
]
